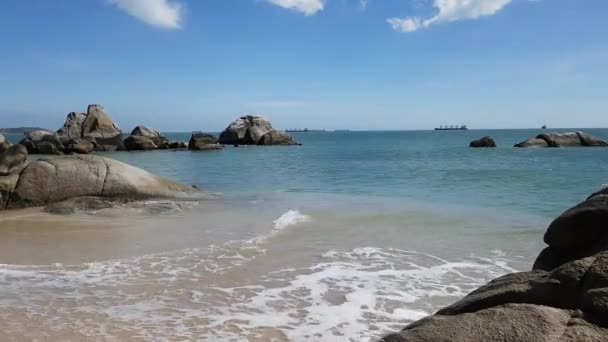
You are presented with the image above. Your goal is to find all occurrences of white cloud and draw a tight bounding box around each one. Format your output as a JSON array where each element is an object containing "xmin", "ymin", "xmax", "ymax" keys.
[
  {"xmin": 109, "ymin": 0, "xmax": 184, "ymax": 29},
  {"xmin": 266, "ymin": 0, "xmax": 325, "ymax": 15},
  {"xmin": 388, "ymin": 0, "xmax": 512, "ymax": 32}
]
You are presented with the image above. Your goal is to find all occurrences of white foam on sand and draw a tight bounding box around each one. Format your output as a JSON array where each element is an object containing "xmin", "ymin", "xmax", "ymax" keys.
[{"xmin": 0, "ymin": 242, "xmax": 519, "ymax": 341}]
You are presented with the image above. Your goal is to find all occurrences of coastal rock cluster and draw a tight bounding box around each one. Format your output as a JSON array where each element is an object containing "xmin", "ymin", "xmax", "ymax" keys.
[
  {"xmin": 468, "ymin": 132, "xmax": 608, "ymax": 148},
  {"xmin": 381, "ymin": 186, "xmax": 608, "ymax": 342},
  {"xmin": 15, "ymin": 105, "xmax": 298, "ymax": 155}
]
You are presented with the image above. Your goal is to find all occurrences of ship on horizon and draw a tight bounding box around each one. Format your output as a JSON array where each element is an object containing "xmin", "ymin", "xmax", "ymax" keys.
[{"xmin": 434, "ymin": 124, "xmax": 468, "ymax": 131}]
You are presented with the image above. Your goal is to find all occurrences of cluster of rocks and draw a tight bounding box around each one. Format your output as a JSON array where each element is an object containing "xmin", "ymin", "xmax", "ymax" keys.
[
  {"xmin": 0, "ymin": 145, "xmax": 198, "ymax": 210},
  {"xmin": 381, "ymin": 187, "xmax": 608, "ymax": 342},
  {"xmin": 16, "ymin": 105, "xmax": 298, "ymax": 155},
  {"xmin": 469, "ymin": 132, "xmax": 608, "ymax": 148}
]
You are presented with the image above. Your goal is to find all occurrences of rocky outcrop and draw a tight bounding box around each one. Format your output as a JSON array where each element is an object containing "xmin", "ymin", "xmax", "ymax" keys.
[
  {"xmin": 124, "ymin": 135, "xmax": 157, "ymax": 151},
  {"xmin": 381, "ymin": 187, "xmax": 608, "ymax": 342},
  {"xmin": 188, "ymin": 132, "xmax": 222, "ymax": 151},
  {"xmin": 218, "ymin": 116, "xmax": 298, "ymax": 146},
  {"xmin": 469, "ymin": 136, "xmax": 497, "ymax": 148},
  {"xmin": 54, "ymin": 105, "xmax": 124, "ymax": 153},
  {"xmin": 515, "ymin": 131, "xmax": 608, "ymax": 148},
  {"xmin": 130, "ymin": 126, "xmax": 169, "ymax": 148},
  {"xmin": 169, "ymin": 141, "xmax": 188, "ymax": 149},
  {"xmin": 19, "ymin": 130, "xmax": 64, "ymax": 155},
  {"xmin": 0, "ymin": 155, "xmax": 198, "ymax": 210}
]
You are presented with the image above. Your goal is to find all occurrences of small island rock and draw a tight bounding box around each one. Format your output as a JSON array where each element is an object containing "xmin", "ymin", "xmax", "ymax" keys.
[
  {"xmin": 131, "ymin": 126, "xmax": 169, "ymax": 147},
  {"xmin": 124, "ymin": 135, "xmax": 157, "ymax": 151},
  {"xmin": 218, "ymin": 115, "xmax": 297, "ymax": 145},
  {"xmin": 469, "ymin": 136, "xmax": 497, "ymax": 148},
  {"xmin": 515, "ymin": 131, "xmax": 608, "ymax": 148}
]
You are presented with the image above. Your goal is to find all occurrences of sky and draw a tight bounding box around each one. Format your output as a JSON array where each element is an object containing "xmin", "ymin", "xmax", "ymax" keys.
[{"xmin": 0, "ymin": 0, "xmax": 607, "ymax": 131}]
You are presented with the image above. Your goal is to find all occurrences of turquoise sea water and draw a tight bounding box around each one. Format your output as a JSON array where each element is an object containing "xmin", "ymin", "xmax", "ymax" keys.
[{"xmin": 2, "ymin": 129, "xmax": 608, "ymax": 340}]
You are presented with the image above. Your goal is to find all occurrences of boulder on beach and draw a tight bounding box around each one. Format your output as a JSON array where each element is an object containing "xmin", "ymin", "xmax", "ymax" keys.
[
  {"xmin": 218, "ymin": 115, "xmax": 298, "ymax": 146},
  {"xmin": 0, "ymin": 155, "xmax": 198, "ymax": 210},
  {"xmin": 124, "ymin": 135, "xmax": 157, "ymax": 151},
  {"xmin": 515, "ymin": 131, "xmax": 608, "ymax": 148},
  {"xmin": 19, "ymin": 130, "xmax": 64, "ymax": 155},
  {"xmin": 469, "ymin": 136, "xmax": 497, "ymax": 148},
  {"xmin": 188, "ymin": 132, "xmax": 222, "ymax": 151},
  {"xmin": 131, "ymin": 126, "xmax": 169, "ymax": 147},
  {"xmin": 381, "ymin": 186, "xmax": 608, "ymax": 342}
]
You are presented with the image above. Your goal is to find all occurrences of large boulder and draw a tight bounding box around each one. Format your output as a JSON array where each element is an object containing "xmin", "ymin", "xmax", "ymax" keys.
[
  {"xmin": 1, "ymin": 155, "xmax": 198, "ymax": 209},
  {"xmin": 515, "ymin": 131, "xmax": 608, "ymax": 148},
  {"xmin": 131, "ymin": 126, "xmax": 169, "ymax": 147},
  {"xmin": 469, "ymin": 136, "xmax": 497, "ymax": 148},
  {"xmin": 381, "ymin": 187, "xmax": 608, "ymax": 342},
  {"xmin": 0, "ymin": 144, "xmax": 27, "ymax": 176},
  {"xmin": 218, "ymin": 116, "xmax": 298, "ymax": 145},
  {"xmin": 124, "ymin": 135, "xmax": 157, "ymax": 151},
  {"xmin": 19, "ymin": 130, "xmax": 64, "ymax": 154},
  {"xmin": 188, "ymin": 132, "xmax": 222, "ymax": 151}
]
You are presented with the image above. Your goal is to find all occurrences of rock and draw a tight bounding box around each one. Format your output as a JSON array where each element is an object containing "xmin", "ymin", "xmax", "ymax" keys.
[
  {"xmin": 19, "ymin": 130, "xmax": 64, "ymax": 154},
  {"xmin": 55, "ymin": 105, "xmax": 124, "ymax": 152},
  {"xmin": 515, "ymin": 131, "xmax": 608, "ymax": 148},
  {"xmin": 259, "ymin": 130, "xmax": 299, "ymax": 146},
  {"xmin": 0, "ymin": 144, "xmax": 28, "ymax": 176},
  {"xmin": 0, "ymin": 134, "xmax": 10, "ymax": 153},
  {"xmin": 169, "ymin": 141, "xmax": 188, "ymax": 149},
  {"xmin": 469, "ymin": 136, "xmax": 497, "ymax": 148},
  {"xmin": 2, "ymin": 155, "xmax": 198, "ymax": 209},
  {"xmin": 514, "ymin": 138, "xmax": 550, "ymax": 148},
  {"xmin": 64, "ymin": 139, "xmax": 95, "ymax": 154},
  {"xmin": 124, "ymin": 135, "xmax": 157, "ymax": 151},
  {"xmin": 188, "ymin": 132, "xmax": 222, "ymax": 151},
  {"xmin": 131, "ymin": 126, "xmax": 169, "ymax": 147},
  {"xmin": 381, "ymin": 186, "xmax": 608, "ymax": 342},
  {"xmin": 56, "ymin": 112, "xmax": 87, "ymax": 143},
  {"xmin": 218, "ymin": 115, "xmax": 297, "ymax": 145}
]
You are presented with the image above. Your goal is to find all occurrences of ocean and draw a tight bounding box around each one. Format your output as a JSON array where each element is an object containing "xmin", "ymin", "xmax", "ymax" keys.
[{"xmin": 1, "ymin": 129, "xmax": 608, "ymax": 341}]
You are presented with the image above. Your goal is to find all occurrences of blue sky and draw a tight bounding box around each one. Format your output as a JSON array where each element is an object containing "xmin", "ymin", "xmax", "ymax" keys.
[{"xmin": 0, "ymin": 0, "xmax": 607, "ymax": 131}]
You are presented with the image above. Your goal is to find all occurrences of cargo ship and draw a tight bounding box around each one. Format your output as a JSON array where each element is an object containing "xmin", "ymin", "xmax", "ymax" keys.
[{"xmin": 434, "ymin": 124, "xmax": 468, "ymax": 131}]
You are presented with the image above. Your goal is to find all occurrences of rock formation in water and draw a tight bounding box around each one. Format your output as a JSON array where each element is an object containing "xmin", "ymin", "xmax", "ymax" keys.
[
  {"xmin": 19, "ymin": 130, "xmax": 65, "ymax": 155},
  {"xmin": 188, "ymin": 132, "xmax": 223, "ymax": 151},
  {"xmin": 49, "ymin": 104, "xmax": 124, "ymax": 153},
  {"xmin": 0, "ymin": 154, "xmax": 198, "ymax": 210},
  {"xmin": 129, "ymin": 126, "xmax": 170, "ymax": 148},
  {"xmin": 381, "ymin": 186, "xmax": 608, "ymax": 342},
  {"xmin": 515, "ymin": 131, "xmax": 608, "ymax": 148},
  {"xmin": 218, "ymin": 115, "xmax": 298, "ymax": 146},
  {"xmin": 469, "ymin": 136, "xmax": 497, "ymax": 148}
]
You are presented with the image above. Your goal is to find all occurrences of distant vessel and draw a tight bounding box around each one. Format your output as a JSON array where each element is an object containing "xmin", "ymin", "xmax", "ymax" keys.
[
  {"xmin": 285, "ymin": 128, "xmax": 326, "ymax": 133},
  {"xmin": 434, "ymin": 124, "xmax": 468, "ymax": 131},
  {"xmin": 541, "ymin": 125, "xmax": 547, "ymax": 129}
]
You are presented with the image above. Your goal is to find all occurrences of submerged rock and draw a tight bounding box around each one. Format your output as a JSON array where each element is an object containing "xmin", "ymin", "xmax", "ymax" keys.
[
  {"xmin": 169, "ymin": 141, "xmax": 188, "ymax": 149},
  {"xmin": 43, "ymin": 196, "xmax": 115, "ymax": 215},
  {"xmin": 218, "ymin": 115, "xmax": 298, "ymax": 146},
  {"xmin": 0, "ymin": 155, "xmax": 198, "ymax": 210},
  {"xmin": 515, "ymin": 131, "xmax": 608, "ymax": 148},
  {"xmin": 188, "ymin": 132, "xmax": 222, "ymax": 151},
  {"xmin": 469, "ymin": 136, "xmax": 497, "ymax": 148},
  {"xmin": 381, "ymin": 186, "xmax": 608, "ymax": 341}
]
